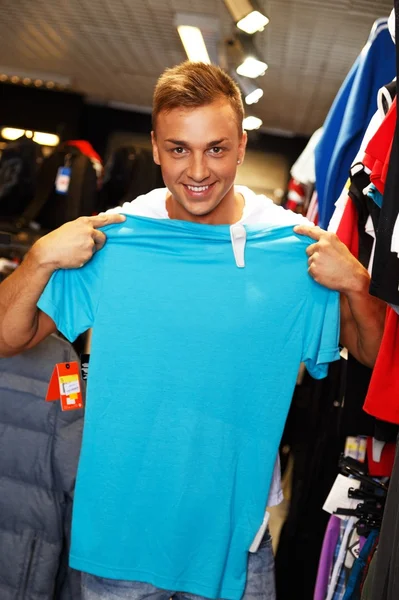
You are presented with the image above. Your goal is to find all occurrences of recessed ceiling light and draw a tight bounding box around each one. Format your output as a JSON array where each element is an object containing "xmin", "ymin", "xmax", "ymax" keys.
[
  {"xmin": 243, "ymin": 115, "xmax": 263, "ymax": 130},
  {"xmin": 177, "ymin": 25, "xmax": 211, "ymax": 64},
  {"xmin": 245, "ymin": 87, "xmax": 263, "ymax": 104},
  {"xmin": 237, "ymin": 57, "xmax": 268, "ymax": 78},
  {"xmin": 237, "ymin": 11, "xmax": 269, "ymax": 34}
]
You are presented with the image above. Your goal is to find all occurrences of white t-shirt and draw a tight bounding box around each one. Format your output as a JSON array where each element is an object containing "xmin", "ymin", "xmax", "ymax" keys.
[{"xmin": 107, "ymin": 185, "xmax": 311, "ymax": 506}]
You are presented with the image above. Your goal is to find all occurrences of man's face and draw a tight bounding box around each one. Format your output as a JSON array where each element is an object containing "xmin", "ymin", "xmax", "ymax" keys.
[{"xmin": 152, "ymin": 99, "xmax": 247, "ymax": 219}]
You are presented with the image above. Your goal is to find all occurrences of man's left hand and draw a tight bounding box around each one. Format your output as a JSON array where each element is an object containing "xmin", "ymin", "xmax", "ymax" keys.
[{"xmin": 293, "ymin": 225, "xmax": 369, "ymax": 294}]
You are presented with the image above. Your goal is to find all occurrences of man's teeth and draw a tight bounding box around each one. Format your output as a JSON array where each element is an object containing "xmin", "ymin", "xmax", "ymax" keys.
[{"xmin": 187, "ymin": 185, "xmax": 210, "ymax": 192}]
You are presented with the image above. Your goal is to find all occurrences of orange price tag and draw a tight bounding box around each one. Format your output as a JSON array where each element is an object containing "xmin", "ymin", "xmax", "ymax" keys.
[{"xmin": 46, "ymin": 362, "xmax": 83, "ymax": 411}]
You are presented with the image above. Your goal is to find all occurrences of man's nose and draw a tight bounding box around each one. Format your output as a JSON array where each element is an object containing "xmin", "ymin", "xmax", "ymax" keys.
[{"xmin": 186, "ymin": 155, "xmax": 211, "ymax": 182}]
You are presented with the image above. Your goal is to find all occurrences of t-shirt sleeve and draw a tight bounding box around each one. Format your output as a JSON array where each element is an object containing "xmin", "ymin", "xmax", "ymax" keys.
[
  {"xmin": 37, "ymin": 251, "xmax": 104, "ymax": 343},
  {"xmin": 302, "ymin": 285, "xmax": 341, "ymax": 379}
]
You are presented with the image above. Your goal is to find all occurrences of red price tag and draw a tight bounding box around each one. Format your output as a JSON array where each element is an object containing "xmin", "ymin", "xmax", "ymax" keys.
[{"xmin": 46, "ymin": 362, "xmax": 83, "ymax": 411}]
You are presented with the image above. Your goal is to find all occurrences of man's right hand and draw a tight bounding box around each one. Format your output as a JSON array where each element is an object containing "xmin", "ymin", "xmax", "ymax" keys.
[{"xmin": 31, "ymin": 214, "xmax": 126, "ymax": 272}]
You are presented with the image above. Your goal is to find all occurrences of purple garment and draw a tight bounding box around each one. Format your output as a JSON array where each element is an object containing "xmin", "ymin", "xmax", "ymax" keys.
[
  {"xmin": 359, "ymin": 535, "xmax": 367, "ymax": 553},
  {"xmin": 314, "ymin": 516, "xmax": 341, "ymax": 600}
]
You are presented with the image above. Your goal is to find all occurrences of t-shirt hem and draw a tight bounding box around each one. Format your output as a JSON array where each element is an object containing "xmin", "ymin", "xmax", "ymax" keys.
[
  {"xmin": 303, "ymin": 348, "xmax": 340, "ymax": 379},
  {"xmin": 317, "ymin": 348, "xmax": 341, "ymax": 363},
  {"xmin": 71, "ymin": 555, "xmax": 242, "ymax": 600}
]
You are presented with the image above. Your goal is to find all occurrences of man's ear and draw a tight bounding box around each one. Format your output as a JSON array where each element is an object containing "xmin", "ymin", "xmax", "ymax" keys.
[
  {"xmin": 151, "ymin": 131, "xmax": 160, "ymax": 165},
  {"xmin": 238, "ymin": 130, "xmax": 248, "ymax": 164}
]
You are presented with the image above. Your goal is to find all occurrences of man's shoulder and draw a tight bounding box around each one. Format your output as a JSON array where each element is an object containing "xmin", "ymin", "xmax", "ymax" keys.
[
  {"xmin": 105, "ymin": 188, "xmax": 168, "ymax": 218},
  {"xmin": 238, "ymin": 186, "xmax": 313, "ymax": 228}
]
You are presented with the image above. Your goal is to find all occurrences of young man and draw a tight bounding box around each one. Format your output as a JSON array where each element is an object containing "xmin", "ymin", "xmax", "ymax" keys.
[{"xmin": 0, "ymin": 63, "xmax": 385, "ymax": 600}]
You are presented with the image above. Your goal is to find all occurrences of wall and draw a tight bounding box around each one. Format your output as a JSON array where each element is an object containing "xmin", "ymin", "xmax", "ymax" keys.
[{"xmin": 0, "ymin": 82, "xmax": 84, "ymax": 140}]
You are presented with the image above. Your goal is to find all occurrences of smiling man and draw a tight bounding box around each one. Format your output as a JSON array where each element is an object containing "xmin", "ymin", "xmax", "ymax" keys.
[
  {"xmin": 0, "ymin": 62, "xmax": 385, "ymax": 600},
  {"xmin": 152, "ymin": 100, "xmax": 246, "ymax": 224}
]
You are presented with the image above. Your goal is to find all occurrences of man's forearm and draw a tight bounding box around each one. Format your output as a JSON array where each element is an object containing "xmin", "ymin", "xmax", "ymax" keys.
[
  {"xmin": 0, "ymin": 247, "xmax": 54, "ymax": 355},
  {"xmin": 341, "ymin": 268, "xmax": 386, "ymax": 368}
]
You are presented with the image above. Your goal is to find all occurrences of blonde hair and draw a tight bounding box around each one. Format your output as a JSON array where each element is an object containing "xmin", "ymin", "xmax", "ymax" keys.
[{"xmin": 153, "ymin": 61, "xmax": 244, "ymax": 135}]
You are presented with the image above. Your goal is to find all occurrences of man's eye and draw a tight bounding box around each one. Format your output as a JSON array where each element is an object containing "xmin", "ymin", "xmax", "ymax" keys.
[
  {"xmin": 210, "ymin": 147, "xmax": 223, "ymax": 154},
  {"xmin": 172, "ymin": 147, "xmax": 186, "ymax": 154}
]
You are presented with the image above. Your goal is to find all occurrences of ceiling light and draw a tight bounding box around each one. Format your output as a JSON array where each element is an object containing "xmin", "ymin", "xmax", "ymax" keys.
[
  {"xmin": 177, "ymin": 26, "xmax": 211, "ymax": 63},
  {"xmin": 1, "ymin": 127, "xmax": 59, "ymax": 146},
  {"xmin": 233, "ymin": 73, "xmax": 263, "ymax": 104},
  {"xmin": 245, "ymin": 87, "xmax": 263, "ymax": 104},
  {"xmin": 0, "ymin": 65, "xmax": 71, "ymax": 88},
  {"xmin": 175, "ymin": 13, "xmax": 220, "ymax": 64},
  {"xmin": 243, "ymin": 116, "xmax": 262, "ymax": 130},
  {"xmin": 223, "ymin": 0, "xmax": 269, "ymax": 34},
  {"xmin": 237, "ymin": 11, "xmax": 269, "ymax": 34},
  {"xmin": 33, "ymin": 132, "xmax": 59, "ymax": 146},
  {"xmin": 237, "ymin": 57, "xmax": 268, "ymax": 78},
  {"xmin": 1, "ymin": 127, "xmax": 25, "ymax": 141}
]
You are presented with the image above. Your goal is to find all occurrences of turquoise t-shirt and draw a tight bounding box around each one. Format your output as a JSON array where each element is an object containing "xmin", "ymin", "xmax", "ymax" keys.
[{"xmin": 38, "ymin": 216, "xmax": 340, "ymax": 600}]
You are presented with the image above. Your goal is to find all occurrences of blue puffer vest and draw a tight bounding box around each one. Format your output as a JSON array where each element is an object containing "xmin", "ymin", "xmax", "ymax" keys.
[{"xmin": 0, "ymin": 334, "xmax": 83, "ymax": 599}]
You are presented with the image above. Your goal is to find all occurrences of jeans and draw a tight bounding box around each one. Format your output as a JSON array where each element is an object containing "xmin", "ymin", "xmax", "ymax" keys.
[{"xmin": 81, "ymin": 531, "xmax": 276, "ymax": 600}]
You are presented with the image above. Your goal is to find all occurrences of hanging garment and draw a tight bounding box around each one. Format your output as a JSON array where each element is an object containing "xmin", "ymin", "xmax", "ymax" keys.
[
  {"xmin": 371, "ymin": 436, "xmax": 399, "ymax": 600},
  {"xmin": 363, "ymin": 98, "xmax": 397, "ymax": 195},
  {"xmin": 338, "ymin": 353, "xmax": 375, "ymax": 439},
  {"xmin": 13, "ymin": 141, "xmax": 100, "ymax": 232},
  {"xmin": 327, "ymin": 518, "xmax": 358, "ymax": 600},
  {"xmin": 275, "ymin": 359, "xmax": 345, "ymax": 600},
  {"xmin": 0, "ymin": 334, "xmax": 83, "ymax": 599},
  {"xmin": 285, "ymin": 178, "xmax": 307, "ymax": 212},
  {"xmin": 67, "ymin": 140, "xmax": 103, "ymax": 186},
  {"xmin": 347, "ymin": 169, "xmax": 381, "ymax": 272},
  {"xmin": 342, "ymin": 530, "xmax": 379, "ymax": 600},
  {"xmin": 327, "ymin": 96, "xmax": 391, "ymax": 240},
  {"xmin": 334, "ymin": 195, "xmax": 360, "ymax": 258},
  {"xmin": 369, "ymin": 118, "xmax": 399, "ymax": 304},
  {"xmin": 0, "ymin": 136, "xmax": 44, "ymax": 220},
  {"xmin": 361, "ymin": 549, "xmax": 378, "ymax": 599},
  {"xmin": 314, "ymin": 516, "xmax": 341, "ymax": 600},
  {"xmin": 367, "ymin": 184, "xmax": 384, "ymax": 208},
  {"xmin": 363, "ymin": 307, "xmax": 399, "ymax": 424},
  {"xmin": 291, "ymin": 128, "xmax": 323, "ymax": 186},
  {"xmin": 366, "ymin": 437, "xmax": 396, "ymax": 477},
  {"xmin": 306, "ymin": 190, "xmax": 319, "ymax": 224},
  {"xmin": 99, "ymin": 146, "xmax": 164, "ymax": 212},
  {"xmin": 315, "ymin": 22, "xmax": 395, "ymax": 228},
  {"xmin": 37, "ymin": 215, "xmax": 340, "ymax": 600}
]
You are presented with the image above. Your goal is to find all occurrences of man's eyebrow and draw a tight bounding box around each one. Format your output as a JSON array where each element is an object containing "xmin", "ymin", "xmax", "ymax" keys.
[
  {"xmin": 164, "ymin": 138, "xmax": 230, "ymax": 146},
  {"xmin": 206, "ymin": 138, "xmax": 230, "ymax": 146},
  {"xmin": 164, "ymin": 139, "xmax": 189, "ymax": 146}
]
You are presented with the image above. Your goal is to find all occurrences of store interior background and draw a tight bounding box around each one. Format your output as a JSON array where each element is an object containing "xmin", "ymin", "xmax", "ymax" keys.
[
  {"xmin": 0, "ymin": 0, "xmax": 395, "ymax": 593},
  {"xmin": 0, "ymin": 0, "xmax": 393, "ymax": 203}
]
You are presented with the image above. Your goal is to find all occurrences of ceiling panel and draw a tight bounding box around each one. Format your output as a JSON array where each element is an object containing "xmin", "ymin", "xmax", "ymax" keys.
[{"xmin": 0, "ymin": 0, "xmax": 394, "ymax": 135}]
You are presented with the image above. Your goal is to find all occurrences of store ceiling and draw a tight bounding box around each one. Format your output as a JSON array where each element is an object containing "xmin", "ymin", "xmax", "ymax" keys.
[{"xmin": 0, "ymin": 0, "xmax": 394, "ymax": 136}]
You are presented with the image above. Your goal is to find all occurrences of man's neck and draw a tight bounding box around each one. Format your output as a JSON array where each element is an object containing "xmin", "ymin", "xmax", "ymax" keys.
[{"xmin": 166, "ymin": 190, "xmax": 245, "ymax": 225}]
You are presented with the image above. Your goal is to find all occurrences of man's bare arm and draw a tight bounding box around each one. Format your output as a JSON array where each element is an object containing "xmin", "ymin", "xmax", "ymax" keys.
[
  {"xmin": 0, "ymin": 213, "xmax": 126, "ymax": 357},
  {"xmin": 294, "ymin": 225, "xmax": 386, "ymax": 368},
  {"xmin": 0, "ymin": 250, "xmax": 57, "ymax": 357}
]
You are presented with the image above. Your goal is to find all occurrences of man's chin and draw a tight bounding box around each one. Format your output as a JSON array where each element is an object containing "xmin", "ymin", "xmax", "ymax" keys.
[{"xmin": 183, "ymin": 203, "xmax": 218, "ymax": 217}]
